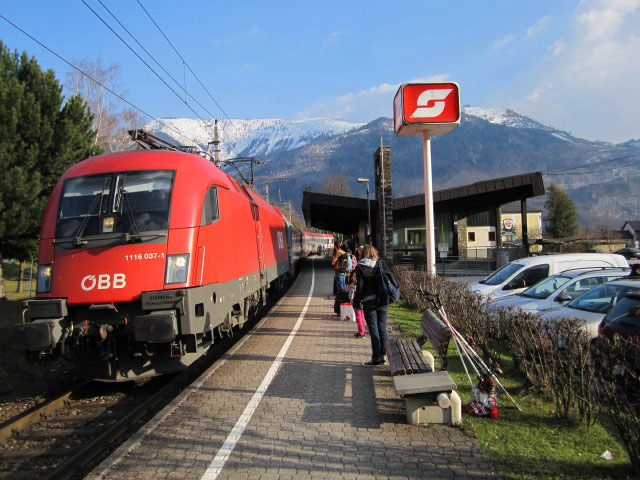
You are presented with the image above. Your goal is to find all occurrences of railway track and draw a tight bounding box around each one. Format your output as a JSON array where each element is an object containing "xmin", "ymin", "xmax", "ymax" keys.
[{"xmin": 0, "ymin": 296, "xmax": 274, "ymax": 480}]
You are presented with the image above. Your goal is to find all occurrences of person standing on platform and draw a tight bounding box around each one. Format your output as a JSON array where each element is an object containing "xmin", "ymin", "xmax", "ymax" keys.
[
  {"xmin": 331, "ymin": 244, "xmax": 346, "ymax": 294},
  {"xmin": 352, "ymin": 244, "xmax": 388, "ymax": 366}
]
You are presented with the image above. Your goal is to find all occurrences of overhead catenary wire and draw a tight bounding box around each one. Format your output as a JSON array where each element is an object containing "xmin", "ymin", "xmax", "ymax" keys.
[
  {"xmin": 81, "ymin": 0, "xmax": 260, "ymax": 182},
  {"xmin": 94, "ymin": 0, "xmax": 223, "ymax": 126},
  {"xmin": 134, "ymin": 0, "xmax": 255, "ymax": 156},
  {"xmin": 544, "ymin": 152, "xmax": 640, "ymax": 176},
  {"xmin": 0, "ymin": 13, "xmax": 197, "ymax": 148},
  {"xmin": 80, "ymin": 1, "xmax": 231, "ymax": 151},
  {"xmin": 91, "ymin": 2, "xmax": 251, "ymax": 168}
]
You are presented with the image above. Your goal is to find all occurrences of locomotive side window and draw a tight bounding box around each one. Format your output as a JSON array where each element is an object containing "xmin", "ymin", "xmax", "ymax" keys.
[
  {"xmin": 200, "ymin": 186, "xmax": 220, "ymax": 225},
  {"xmin": 56, "ymin": 170, "xmax": 175, "ymax": 239}
]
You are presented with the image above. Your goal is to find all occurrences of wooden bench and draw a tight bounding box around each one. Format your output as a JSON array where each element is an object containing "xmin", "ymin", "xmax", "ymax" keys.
[
  {"xmin": 417, "ymin": 309, "xmax": 452, "ymax": 370},
  {"xmin": 385, "ymin": 310, "xmax": 460, "ymax": 425}
]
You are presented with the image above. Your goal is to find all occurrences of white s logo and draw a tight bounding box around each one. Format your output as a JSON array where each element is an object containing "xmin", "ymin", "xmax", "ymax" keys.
[{"xmin": 410, "ymin": 89, "xmax": 453, "ymax": 118}]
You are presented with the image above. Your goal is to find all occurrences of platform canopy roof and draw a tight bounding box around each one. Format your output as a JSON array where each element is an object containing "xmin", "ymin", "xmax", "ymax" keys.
[{"xmin": 301, "ymin": 171, "xmax": 545, "ymax": 234}]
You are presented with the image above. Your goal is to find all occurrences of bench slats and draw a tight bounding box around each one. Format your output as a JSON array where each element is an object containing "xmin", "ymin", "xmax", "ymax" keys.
[
  {"xmin": 386, "ymin": 338, "xmax": 432, "ymax": 376},
  {"xmin": 407, "ymin": 340, "xmax": 430, "ymax": 372},
  {"xmin": 398, "ymin": 339, "xmax": 415, "ymax": 373},
  {"xmin": 387, "ymin": 341, "xmax": 406, "ymax": 376},
  {"xmin": 402, "ymin": 339, "xmax": 422, "ymax": 374}
]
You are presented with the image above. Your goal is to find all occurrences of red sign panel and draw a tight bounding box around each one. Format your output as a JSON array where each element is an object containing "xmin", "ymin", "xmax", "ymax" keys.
[{"xmin": 394, "ymin": 82, "xmax": 460, "ymax": 137}]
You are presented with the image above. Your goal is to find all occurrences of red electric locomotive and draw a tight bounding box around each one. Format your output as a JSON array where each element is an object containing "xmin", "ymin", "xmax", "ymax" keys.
[{"xmin": 15, "ymin": 149, "xmax": 303, "ymax": 381}]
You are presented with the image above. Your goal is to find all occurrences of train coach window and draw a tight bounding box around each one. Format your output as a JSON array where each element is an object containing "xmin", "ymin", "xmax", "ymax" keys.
[{"xmin": 200, "ymin": 186, "xmax": 220, "ymax": 225}]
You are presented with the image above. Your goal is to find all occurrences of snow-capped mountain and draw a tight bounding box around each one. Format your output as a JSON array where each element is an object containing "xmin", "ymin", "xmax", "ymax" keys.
[
  {"xmin": 145, "ymin": 117, "xmax": 364, "ymax": 158},
  {"xmin": 146, "ymin": 108, "xmax": 640, "ymax": 228},
  {"xmin": 146, "ymin": 107, "xmax": 548, "ymax": 159},
  {"xmin": 462, "ymin": 107, "xmax": 550, "ymax": 130}
]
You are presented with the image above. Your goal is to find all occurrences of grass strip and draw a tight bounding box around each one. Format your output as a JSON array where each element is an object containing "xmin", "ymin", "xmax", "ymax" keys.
[{"xmin": 388, "ymin": 300, "xmax": 635, "ymax": 480}]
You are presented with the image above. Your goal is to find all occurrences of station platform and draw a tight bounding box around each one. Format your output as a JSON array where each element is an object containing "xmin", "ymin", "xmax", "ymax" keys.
[{"xmin": 87, "ymin": 258, "xmax": 496, "ymax": 480}]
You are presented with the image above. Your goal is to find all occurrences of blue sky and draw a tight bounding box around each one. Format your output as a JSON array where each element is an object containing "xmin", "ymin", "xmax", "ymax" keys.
[{"xmin": 2, "ymin": 0, "xmax": 639, "ymax": 143}]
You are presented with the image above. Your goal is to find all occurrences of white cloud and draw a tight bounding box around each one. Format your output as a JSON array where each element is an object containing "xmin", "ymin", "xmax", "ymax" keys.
[
  {"xmin": 527, "ymin": 16, "xmax": 550, "ymax": 37},
  {"xmin": 296, "ymin": 75, "xmax": 450, "ymax": 122},
  {"xmin": 492, "ymin": 33, "xmax": 514, "ymax": 51},
  {"xmin": 503, "ymin": 0, "xmax": 640, "ymax": 142}
]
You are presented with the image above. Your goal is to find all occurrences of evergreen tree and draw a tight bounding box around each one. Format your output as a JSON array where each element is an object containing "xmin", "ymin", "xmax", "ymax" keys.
[
  {"xmin": 544, "ymin": 183, "xmax": 578, "ymax": 238},
  {"xmin": 0, "ymin": 42, "xmax": 100, "ymax": 299}
]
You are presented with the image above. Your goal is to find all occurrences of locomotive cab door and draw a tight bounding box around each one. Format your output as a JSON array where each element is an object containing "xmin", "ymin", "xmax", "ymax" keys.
[{"xmin": 251, "ymin": 201, "xmax": 266, "ymax": 293}]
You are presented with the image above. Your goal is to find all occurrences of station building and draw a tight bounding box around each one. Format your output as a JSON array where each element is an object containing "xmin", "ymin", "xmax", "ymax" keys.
[{"xmin": 302, "ymin": 145, "xmax": 546, "ymax": 267}]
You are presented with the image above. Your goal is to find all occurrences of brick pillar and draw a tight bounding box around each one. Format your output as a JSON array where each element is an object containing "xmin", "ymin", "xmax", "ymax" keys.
[
  {"xmin": 374, "ymin": 145, "xmax": 393, "ymax": 262},
  {"xmin": 457, "ymin": 217, "xmax": 468, "ymax": 258}
]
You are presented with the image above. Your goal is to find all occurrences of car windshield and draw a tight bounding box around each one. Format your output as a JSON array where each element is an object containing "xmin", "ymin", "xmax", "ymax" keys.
[
  {"xmin": 56, "ymin": 170, "xmax": 174, "ymax": 238},
  {"xmin": 520, "ymin": 275, "xmax": 571, "ymax": 299},
  {"xmin": 567, "ymin": 284, "xmax": 640, "ymax": 314},
  {"xmin": 482, "ymin": 263, "xmax": 524, "ymax": 286}
]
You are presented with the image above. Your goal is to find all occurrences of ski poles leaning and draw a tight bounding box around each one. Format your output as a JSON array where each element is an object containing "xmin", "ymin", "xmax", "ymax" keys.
[{"xmin": 419, "ymin": 288, "xmax": 521, "ymax": 413}]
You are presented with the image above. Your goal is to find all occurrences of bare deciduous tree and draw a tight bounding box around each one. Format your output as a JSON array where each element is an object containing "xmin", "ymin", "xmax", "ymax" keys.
[
  {"xmin": 66, "ymin": 58, "xmax": 144, "ymax": 152},
  {"xmin": 321, "ymin": 174, "xmax": 351, "ymax": 197}
]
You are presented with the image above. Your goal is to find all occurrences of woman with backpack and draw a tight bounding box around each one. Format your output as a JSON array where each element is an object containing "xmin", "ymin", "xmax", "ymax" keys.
[{"xmin": 352, "ymin": 244, "xmax": 388, "ymax": 366}]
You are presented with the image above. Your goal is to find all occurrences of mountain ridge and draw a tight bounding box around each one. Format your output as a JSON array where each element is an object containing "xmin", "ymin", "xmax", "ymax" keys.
[{"xmin": 146, "ymin": 109, "xmax": 640, "ymax": 229}]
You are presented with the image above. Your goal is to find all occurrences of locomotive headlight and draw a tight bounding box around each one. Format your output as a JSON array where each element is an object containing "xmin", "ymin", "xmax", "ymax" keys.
[
  {"xmin": 36, "ymin": 264, "xmax": 53, "ymax": 293},
  {"xmin": 103, "ymin": 216, "xmax": 115, "ymax": 233},
  {"xmin": 165, "ymin": 254, "xmax": 190, "ymax": 284}
]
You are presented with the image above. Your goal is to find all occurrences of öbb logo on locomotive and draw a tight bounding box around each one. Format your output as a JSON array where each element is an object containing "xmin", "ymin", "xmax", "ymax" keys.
[{"xmin": 81, "ymin": 273, "xmax": 127, "ymax": 291}]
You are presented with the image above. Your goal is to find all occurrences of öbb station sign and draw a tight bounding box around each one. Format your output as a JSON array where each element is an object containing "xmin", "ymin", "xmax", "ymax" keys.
[
  {"xmin": 393, "ymin": 82, "xmax": 461, "ymax": 274},
  {"xmin": 393, "ymin": 82, "xmax": 460, "ymax": 137}
]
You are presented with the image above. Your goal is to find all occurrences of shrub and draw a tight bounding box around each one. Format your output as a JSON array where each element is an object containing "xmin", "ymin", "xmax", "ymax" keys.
[
  {"xmin": 594, "ymin": 335, "xmax": 640, "ymax": 472},
  {"xmin": 392, "ymin": 267, "xmax": 494, "ymax": 355},
  {"xmin": 394, "ymin": 268, "xmax": 610, "ymax": 426}
]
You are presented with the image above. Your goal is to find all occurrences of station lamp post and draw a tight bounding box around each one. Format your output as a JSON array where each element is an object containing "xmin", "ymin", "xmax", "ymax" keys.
[{"xmin": 357, "ymin": 178, "xmax": 371, "ymax": 244}]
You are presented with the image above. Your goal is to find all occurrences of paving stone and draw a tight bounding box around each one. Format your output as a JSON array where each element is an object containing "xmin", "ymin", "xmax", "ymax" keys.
[{"xmin": 86, "ymin": 260, "xmax": 497, "ymax": 480}]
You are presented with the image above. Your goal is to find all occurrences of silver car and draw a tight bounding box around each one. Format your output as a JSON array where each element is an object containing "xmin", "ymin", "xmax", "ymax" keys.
[
  {"xmin": 538, "ymin": 278, "xmax": 640, "ymax": 339},
  {"xmin": 487, "ymin": 268, "xmax": 629, "ymax": 315}
]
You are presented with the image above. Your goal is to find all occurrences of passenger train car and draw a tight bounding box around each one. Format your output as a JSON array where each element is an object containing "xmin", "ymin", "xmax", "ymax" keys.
[
  {"xmin": 14, "ymin": 149, "xmax": 316, "ymax": 381},
  {"xmin": 302, "ymin": 232, "xmax": 334, "ymax": 256}
]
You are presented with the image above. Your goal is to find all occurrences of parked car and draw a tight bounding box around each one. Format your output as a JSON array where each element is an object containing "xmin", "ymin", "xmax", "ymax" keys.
[
  {"xmin": 486, "ymin": 268, "xmax": 630, "ymax": 315},
  {"xmin": 615, "ymin": 248, "xmax": 640, "ymax": 260},
  {"xmin": 598, "ymin": 291, "xmax": 640, "ymax": 342},
  {"xmin": 538, "ymin": 278, "xmax": 640, "ymax": 339},
  {"xmin": 471, "ymin": 253, "xmax": 629, "ymax": 298}
]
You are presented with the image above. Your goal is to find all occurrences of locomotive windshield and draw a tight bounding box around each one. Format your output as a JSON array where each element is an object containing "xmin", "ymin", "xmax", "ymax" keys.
[{"xmin": 56, "ymin": 170, "xmax": 175, "ymax": 239}]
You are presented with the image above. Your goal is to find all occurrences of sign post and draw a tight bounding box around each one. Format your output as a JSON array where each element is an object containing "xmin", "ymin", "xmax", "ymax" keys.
[{"xmin": 394, "ymin": 82, "xmax": 460, "ymax": 275}]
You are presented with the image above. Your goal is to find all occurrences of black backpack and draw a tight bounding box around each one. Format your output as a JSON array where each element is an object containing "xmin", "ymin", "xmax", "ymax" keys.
[{"xmin": 375, "ymin": 263, "xmax": 400, "ymax": 305}]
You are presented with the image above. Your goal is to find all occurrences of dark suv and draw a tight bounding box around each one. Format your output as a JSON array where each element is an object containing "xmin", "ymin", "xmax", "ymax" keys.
[{"xmin": 598, "ymin": 291, "xmax": 640, "ymax": 342}]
